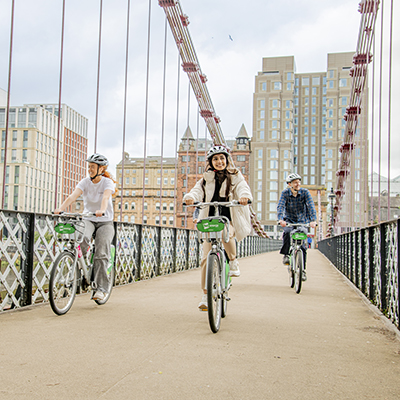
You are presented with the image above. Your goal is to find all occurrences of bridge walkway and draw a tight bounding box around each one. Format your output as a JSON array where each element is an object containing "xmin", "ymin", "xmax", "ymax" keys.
[{"xmin": 1, "ymin": 250, "xmax": 400, "ymax": 399}]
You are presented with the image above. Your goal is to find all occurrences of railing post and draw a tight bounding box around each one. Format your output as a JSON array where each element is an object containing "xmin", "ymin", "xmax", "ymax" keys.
[
  {"xmin": 155, "ymin": 226, "xmax": 161, "ymax": 276},
  {"xmin": 398, "ymin": 219, "xmax": 400, "ymax": 329},
  {"xmin": 360, "ymin": 229, "xmax": 365, "ymax": 294},
  {"xmin": 368, "ymin": 226, "xmax": 375, "ymax": 300},
  {"xmin": 136, "ymin": 224, "xmax": 143, "ymax": 281},
  {"xmin": 20, "ymin": 212, "xmax": 34, "ymax": 307},
  {"xmin": 380, "ymin": 223, "xmax": 387, "ymax": 312},
  {"xmin": 185, "ymin": 229, "xmax": 190, "ymax": 270}
]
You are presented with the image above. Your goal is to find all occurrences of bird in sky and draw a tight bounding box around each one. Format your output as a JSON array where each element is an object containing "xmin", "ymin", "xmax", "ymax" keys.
[{"xmin": 229, "ymin": 35, "xmax": 233, "ymax": 41}]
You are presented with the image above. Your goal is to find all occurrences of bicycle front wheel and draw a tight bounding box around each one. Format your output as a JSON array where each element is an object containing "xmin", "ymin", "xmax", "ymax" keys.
[
  {"xmin": 295, "ymin": 250, "xmax": 304, "ymax": 294},
  {"xmin": 289, "ymin": 254, "xmax": 295, "ymax": 288},
  {"xmin": 206, "ymin": 253, "xmax": 222, "ymax": 333},
  {"xmin": 49, "ymin": 251, "xmax": 78, "ymax": 315}
]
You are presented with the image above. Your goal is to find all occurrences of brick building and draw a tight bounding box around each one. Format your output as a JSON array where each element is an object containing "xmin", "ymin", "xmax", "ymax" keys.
[{"xmin": 176, "ymin": 125, "xmax": 251, "ymax": 229}]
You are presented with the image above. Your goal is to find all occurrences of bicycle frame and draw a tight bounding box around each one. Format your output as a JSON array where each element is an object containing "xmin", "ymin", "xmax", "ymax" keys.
[{"xmin": 55, "ymin": 213, "xmax": 95, "ymax": 287}]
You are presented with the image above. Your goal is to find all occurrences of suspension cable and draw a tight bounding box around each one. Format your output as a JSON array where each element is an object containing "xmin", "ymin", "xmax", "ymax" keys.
[
  {"xmin": 173, "ymin": 50, "xmax": 181, "ymax": 227},
  {"xmin": 94, "ymin": 0, "xmax": 103, "ymax": 154},
  {"xmin": 1, "ymin": 0, "xmax": 15, "ymax": 209},
  {"xmin": 54, "ymin": 0, "xmax": 66, "ymax": 210},
  {"xmin": 119, "ymin": 0, "xmax": 131, "ymax": 223},
  {"xmin": 159, "ymin": 15, "xmax": 168, "ymax": 226},
  {"xmin": 141, "ymin": 0, "xmax": 152, "ymax": 224}
]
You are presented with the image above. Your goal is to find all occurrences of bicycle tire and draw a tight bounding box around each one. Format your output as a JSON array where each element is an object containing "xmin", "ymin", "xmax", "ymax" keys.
[
  {"xmin": 289, "ymin": 254, "xmax": 295, "ymax": 288},
  {"xmin": 94, "ymin": 265, "xmax": 115, "ymax": 305},
  {"xmin": 295, "ymin": 250, "xmax": 303, "ymax": 294},
  {"xmin": 49, "ymin": 251, "xmax": 78, "ymax": 315},
  {"xmin": 206, "ymin": 253, "xmax": 222, "ymax": 333}
]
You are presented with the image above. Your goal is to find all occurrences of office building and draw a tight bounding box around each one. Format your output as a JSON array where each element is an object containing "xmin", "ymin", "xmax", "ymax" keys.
[
  {"xmin": 251, "ymin": 52, "xmax": 368, "ymax": 237},
  {"xmin": 0, "ymin": 93, "xmax": 88, "ymax": 213}
]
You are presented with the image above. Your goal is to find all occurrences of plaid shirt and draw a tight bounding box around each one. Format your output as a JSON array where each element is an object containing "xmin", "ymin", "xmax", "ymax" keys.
[{"xmin": 277, "ymin": 187, "xmax": 317, "ymax": 224}]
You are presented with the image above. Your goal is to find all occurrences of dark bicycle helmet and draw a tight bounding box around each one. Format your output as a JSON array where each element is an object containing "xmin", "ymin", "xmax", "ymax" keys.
[
  {"xmin": 206, "ymin": 144, "xmax": 230, "ymax": 160},
  {"xmin": 86, "ymin": 153, "xmax": 109, "ymax": 166},
  {"xmin": 286, "ymin": 173, "xmax": 302, "ymax": 183}
]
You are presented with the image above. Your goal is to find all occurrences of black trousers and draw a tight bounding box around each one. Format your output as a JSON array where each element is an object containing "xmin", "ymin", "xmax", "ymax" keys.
[{"xmin": 280, "ymin": 226, "xmax": 307, "ymax": 261}]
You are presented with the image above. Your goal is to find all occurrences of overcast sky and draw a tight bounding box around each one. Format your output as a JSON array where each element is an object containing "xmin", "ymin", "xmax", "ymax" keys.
[{"xmin": 0, "ymin": 0, "xmax": 397, "ymax": 176}]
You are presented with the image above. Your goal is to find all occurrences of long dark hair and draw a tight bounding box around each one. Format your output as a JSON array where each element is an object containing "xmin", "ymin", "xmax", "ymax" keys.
[{"xmin": 205, "ymin": 153, "xmax": 237, "ymax": 198}]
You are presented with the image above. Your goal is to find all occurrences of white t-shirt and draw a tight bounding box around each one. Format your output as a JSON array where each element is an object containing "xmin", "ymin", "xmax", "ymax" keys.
[{"xmin": 77, "ymin": 177, "xmax": 115, "ymax": 222}]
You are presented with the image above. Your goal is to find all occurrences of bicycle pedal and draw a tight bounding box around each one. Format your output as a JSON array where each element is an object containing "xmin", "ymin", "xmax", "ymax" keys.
[{"xmin": 225, "ymin": 297, "xmax": 231, "ymax": 301}]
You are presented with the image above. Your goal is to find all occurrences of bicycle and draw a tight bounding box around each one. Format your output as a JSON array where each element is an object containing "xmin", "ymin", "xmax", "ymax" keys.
[
  {"xmin": 49, "ymin": 212, "xmax": 115, "ymax": 315},
  {"xmin": 284, "ymin": 223, "xmax": 310, "ymax": 294},
  {"xmin": 185, "ymin": 200, "xmax": 248, "ymax": 333}
]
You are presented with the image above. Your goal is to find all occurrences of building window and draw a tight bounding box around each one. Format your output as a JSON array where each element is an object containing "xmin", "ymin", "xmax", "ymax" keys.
[
  {"xmin": 131, "ymin": 202, "xmax": 135, "ymax": 210},
  {"xmin": 274, "ymin": 82, "xmax": 282, "ymax": 90},
  {"xmin": 144, "ymin": 202, "xmax": 148, "ymax": 210},
  {"xmin": 339, "ymin": 79, "xmax": 347, "ymax": 87},
  {"xmin": 169, "ymin": 217, "xmax": 173, "ymax": 225},
  {"xmin": 261, "ymin": 82, "xmax": 266, "ymax": 91},
  {"xmin": 302, "ymin": 77, "xmax": 309, "ymax": 86},
  {"xmin": 156, "ymin": 202, "xmax": 160, "ymax": 210},
  {"xmin": 260, "ymin": 99, "xmax": 265, "ymax": 108}
]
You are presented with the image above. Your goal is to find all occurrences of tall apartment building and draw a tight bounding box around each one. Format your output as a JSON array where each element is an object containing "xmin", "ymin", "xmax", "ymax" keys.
[
  {"xmin": 115, "ymin": 153, "xmax": 177, "ymax": 226},
  {"xmin": 177, "ymin": 125, "xmax": 251, "ymax": 229},
  {"xmin": 0, "ymin": 92, "xmax": 88, "ymax": 213},
  {"xmin": 251, "ymin": 52, "xmax": 368, "ymax": 236}
]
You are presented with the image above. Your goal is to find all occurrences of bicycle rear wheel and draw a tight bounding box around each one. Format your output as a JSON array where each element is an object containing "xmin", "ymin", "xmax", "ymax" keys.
[
  {"xmin": 49, "ymin": 252, "xmax": 78, "ymax": 315},
  {"xmin": 295, "ymin": 250, "xmax": 303, "ymax": 294},
  {"xmin": 206, "ymin": 253, "xmax": 222, "ymax": 333}
]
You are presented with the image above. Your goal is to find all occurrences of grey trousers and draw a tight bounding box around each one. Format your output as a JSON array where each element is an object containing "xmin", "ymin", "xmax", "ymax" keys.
[{"xmin": 80, "ymin": 220, "xmax": 115, "ymax": 293}]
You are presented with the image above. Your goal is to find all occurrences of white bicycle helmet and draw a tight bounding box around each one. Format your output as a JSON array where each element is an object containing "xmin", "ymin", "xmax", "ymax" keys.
[
  {"xmin": 206, "ymin": 145, "xmax": 230, "ymax": 160},
  {"xmin": 86, "ymin": 153, "xmax": 109, "ymax": 166},
  {"xmin": 286, "ymin": 173, "xmax": 302, "ymax": 183}
]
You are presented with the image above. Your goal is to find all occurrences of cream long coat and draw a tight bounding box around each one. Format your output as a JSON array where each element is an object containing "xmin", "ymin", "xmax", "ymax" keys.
[{"xmin": 183, "ymin": 169, "xmax": 253, "ymax": 242}]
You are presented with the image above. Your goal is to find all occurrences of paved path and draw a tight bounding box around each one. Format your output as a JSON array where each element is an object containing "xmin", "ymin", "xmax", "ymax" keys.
[{"xmin": 1, "ymin": 250, "xmax": 400, "ymax": 400}]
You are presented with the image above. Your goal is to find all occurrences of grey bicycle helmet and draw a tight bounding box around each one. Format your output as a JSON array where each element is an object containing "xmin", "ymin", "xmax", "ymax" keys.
[
  {"xmin": 286, "ymin": 173, "xmax": 302, "ymax": 183},
  {"xmin": 86, "ymin": 153, "xmax": 109, "ymax": 166},
  {"xmin": 206, "ymin": 144, "xmax": 230, "ymax": 160}
]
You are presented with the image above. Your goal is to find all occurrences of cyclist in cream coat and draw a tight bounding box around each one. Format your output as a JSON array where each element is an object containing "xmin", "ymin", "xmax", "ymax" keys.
[{"xmin": 183, "ymin": 145, "xmax": 253, "ymax": 310}]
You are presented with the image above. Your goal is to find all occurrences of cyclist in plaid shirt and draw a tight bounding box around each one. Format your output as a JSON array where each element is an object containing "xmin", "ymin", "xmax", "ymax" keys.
[{"xmin": 278, "ymin": 173, "xmax": 317, "ymax": 279}]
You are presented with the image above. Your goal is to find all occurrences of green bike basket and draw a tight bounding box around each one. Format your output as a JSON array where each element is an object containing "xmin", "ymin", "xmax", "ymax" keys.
[
  {"xmin": 54, "ymin": 223, "xmax": 76, "ymax": 234},
  {"xmin": 196, "ymin": 218, "xmax": 225, "ymax": 233},
  {"xmin": 291, "ymin": 232, "xmax": 308, "ymax": 240}
]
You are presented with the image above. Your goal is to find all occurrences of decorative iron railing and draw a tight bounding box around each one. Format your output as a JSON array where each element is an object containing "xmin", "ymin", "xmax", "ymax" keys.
[
  {"xmin": 318, "ymin": 219, "xmax": 399, "ymax": 330},
  {"xmin": 0, "ymin": 210, "xmax": 282, "ymax": 312}
]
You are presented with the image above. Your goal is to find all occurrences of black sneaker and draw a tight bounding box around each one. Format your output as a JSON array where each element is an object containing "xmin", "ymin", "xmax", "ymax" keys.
[
  {"xmin": 302, "ymin": 271, "xmax": 307, "ymax": 281},
  {"xmin": 282, "ymin": 255, "xmax": 290, "ymax": 265}
]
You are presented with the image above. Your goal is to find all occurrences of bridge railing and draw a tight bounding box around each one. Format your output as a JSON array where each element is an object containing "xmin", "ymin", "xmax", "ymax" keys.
[
  {"xmin": 318, "ymin": 219, "xmax": 399, "ymax": 330},
  {"xmin": 0, "ymin": 210, "xmax": 282, "ymax": 312}
]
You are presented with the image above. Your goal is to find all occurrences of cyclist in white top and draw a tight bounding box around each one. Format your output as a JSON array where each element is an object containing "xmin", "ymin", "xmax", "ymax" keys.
[{"xmin": 54, "ymin": 154, "xmax": 116, "ymax": 301}]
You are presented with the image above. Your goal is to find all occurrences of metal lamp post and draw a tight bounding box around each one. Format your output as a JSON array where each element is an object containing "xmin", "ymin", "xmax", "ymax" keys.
[{"xmin": 328, "ymin": 187, "xmax": 336, "ymax": 236}]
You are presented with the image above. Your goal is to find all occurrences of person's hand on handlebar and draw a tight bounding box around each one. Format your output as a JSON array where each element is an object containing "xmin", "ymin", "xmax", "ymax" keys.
[
  {"xmin": 53, "ymin": 208, "xmax": 64, "ymax": 215},
  {"xmin": 310, "ymin": 221, "xmax": 317, "ymax": 229},
  {"xmin": 184, "ymin": 198, "xmax": 194, "ymax": 205},
  {"xmin": 279, "ymin": 220, "xmax": 287, "ymax": 227},
  {"xmin": 238, "ymin": 197, "xmax": 250, "ymax": 205}
]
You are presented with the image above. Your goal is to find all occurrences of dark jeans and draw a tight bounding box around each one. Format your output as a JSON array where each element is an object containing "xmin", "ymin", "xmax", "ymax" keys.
[{"xmin": 280, "ymin": 226, "xmax": 307, "ymax": 264}]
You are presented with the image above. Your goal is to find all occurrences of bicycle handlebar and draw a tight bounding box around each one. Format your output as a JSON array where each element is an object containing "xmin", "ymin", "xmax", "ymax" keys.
[
  {"xmin": 183, "ymin": 200, "xmax": 251, "ymax": 207},
  {"xmin": 277, "ymin": 222, "xmax": 317, "ymax": 228},
  {"xmin": 53, "ymin": 212, "xmax": 104, "ymax": 218}
]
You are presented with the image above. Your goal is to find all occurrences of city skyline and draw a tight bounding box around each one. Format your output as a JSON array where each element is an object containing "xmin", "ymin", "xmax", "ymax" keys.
[{"xmin": 0, "ymin": 0, "xmax": 368, "ymax": 175}]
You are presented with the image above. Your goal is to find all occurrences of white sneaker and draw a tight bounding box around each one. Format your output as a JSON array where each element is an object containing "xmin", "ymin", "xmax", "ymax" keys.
[
  {"xmin": 229, "ymin": 259, "xmax": 240, "ymax": 277},
  {"xmin": 92, "ymin": 291, "xmax": 105, "ymax": 301},
  {"xmin": 198, "ymin": 294, "xmax": 207, "ymax": 311}
]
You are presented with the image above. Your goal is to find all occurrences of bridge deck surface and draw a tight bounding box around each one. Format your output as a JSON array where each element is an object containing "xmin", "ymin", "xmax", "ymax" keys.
[{"xmin": 1, "ymin": 250, "xmax": 400, "ymax": 399}]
